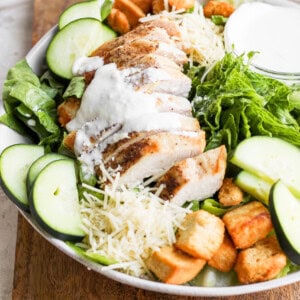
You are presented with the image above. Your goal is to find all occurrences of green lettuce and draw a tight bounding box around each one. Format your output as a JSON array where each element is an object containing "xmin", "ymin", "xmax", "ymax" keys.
[
  {"xmin": 0, "ymin": 59, "xmax": 63, "ymax": 149},
  {"xmin": 63, "ymin": 76, "xmax": 85, "ymax": 99},
  {"xmin": 190, "ymin": 53, "xmax": 300, "ymax": 152}
]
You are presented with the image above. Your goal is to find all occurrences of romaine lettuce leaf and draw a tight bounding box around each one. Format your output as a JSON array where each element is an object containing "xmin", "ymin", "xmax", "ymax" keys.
[
  {"xmin": 63, "ymin": 76, "xmax": 85, "ymax": 99},
  {"xmin": 190, "ymin": 53, "xmax": 300, "ymax": 152},
  {"xmin": 0, "ymin": 59, "xmax": 63, "ymax": 149}
]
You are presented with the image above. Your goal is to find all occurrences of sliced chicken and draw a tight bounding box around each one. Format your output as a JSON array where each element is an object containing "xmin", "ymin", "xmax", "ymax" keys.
[
  {"xmin": 91, "ymin": 18, "xmax": 182, "ymax": 56},
  {"xmin": 101, "ymin": 113, "xmax": 200, "ymax": 161},
  {"xmin": 100, "ymin": 130, "xmax": 206, "ymax": 185},
  {"xmin": 153, "ymin": 93, "xmax": 192, "ymax": 116},
  {"xmin": 157, "ymin": 145, "xmax": 227, "ymax": 206},
  {"xmin": 84, "ymin": 54, "xmax": 183, "ymax": 85},
  {"xmin": 122, "ymin": 66, "xmax": 191, "ymax": 97},
  {"xmin": 102, "ymin": 39, "xmax": 187, "ymax": 67},
  {"xmin": 118, "ymin": 53, "xmax": 182, "ymax": 71}
]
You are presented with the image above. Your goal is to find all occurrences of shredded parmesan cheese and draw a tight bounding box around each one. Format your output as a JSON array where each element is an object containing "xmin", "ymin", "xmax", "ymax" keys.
[
  {"xmin": 175, "ymin": 4, "xmax": 225, "ymax": 66},
  {"xmin": 140, "ymin": 3, "xmax": 225, "ymax": 67},
  {"xmin": 79, "ymin": 179, "xmax": 190, "ymax": 278}
]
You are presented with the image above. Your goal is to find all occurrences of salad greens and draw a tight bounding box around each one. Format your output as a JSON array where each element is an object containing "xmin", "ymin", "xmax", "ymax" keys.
[
  {"xmin": 188, "ymin": 53, "xmax": 300, "ymax": 152},
  {"xmin": 0, "ymin": 59, "xmax": 63, "ymax": 149},
  {"xmin": 63, "ymin": 76, "xmax": 86, "ymax": 99}
]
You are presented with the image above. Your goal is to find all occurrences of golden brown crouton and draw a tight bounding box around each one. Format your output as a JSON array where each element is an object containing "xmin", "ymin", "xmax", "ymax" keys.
[
  {"xmin": 114, "ymin": 0, "xmax": 145, "ymax": 28},
  {"xmin": 152, "ymin": 0, "xmax": 167, "ymax": 14},
  {"xmin": 218, "ymin": 177, "xmax": 244, "ymax": 207},
  {"xmin": 223, "ymin": 201, "xmax": 273, "ymax": 249},
  {"xmin": 234, "ymin": 235, "xmax": 287, "ymax": 284},
  {"xmin": 208, "ymin": 233, "xmax": 237, "ymax": 272},
  {"xmin": 203, "ymin": 0, "xmax": 235, "ymax": 18},
  {"xmin": 131, "ymin": 0, "xmax": 152, "ymax": 14},
  {"xmin": 169, "ymin": 0, "xmax": 195, "ymax": 10},
  {"xmin": 63, "ymin": 131, "xmax": 76, "ymax": 152},
  {"xmin": 146, "ymin": 246, "xmax": 206, "ymax": 284},
  {"xmin": 107, "ymin": 8, "xmax": 131, "ymax": 34},
  {"xmin": 57, "ymin": 97, "xmax": 81, "ymax": 127},
  {"xmin": 175, "ymin": 210, "xmax": 225, "ymax": 260}
]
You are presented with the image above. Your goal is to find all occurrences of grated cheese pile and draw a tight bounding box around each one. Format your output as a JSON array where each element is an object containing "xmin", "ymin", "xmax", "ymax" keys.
[
  {"xmin": 79, "ymin": 176, "xmax": 191, "ymax": 278},
  {"xmin": 140, "ymin": 3, "xmax": 225, "ymax": 67},
  {"xmin": 175, "ymin": 3, "xmax": 225, "ymax": 66}
]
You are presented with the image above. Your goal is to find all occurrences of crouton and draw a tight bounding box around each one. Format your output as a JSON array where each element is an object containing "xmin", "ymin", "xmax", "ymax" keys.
[
  {"xmin": 63, "ymin": 131, "xmax": 76, "ymax": 152},
  {"xmin": 169, "ymin": 0, "xmax": 195, "ymax": 10},
  {"xmin": 152, "ymin": 0, "xmax": 167, "ymax": 14},
  {"xmin": 57, "ymin": 97, "xmax": 81, "ymax": 127},
  {"xmin": 175, "ymin": 210, "xmax": 225, "ymax": 260},
  {"xmin": 203, "ymin": 0, "xmax": 235, "ymax": 18},
  {"xmin": 146, "ymin": 246, "xmax": 206, "ymax": 284},
  {"xmin": 223, "ymin": 201, "xmax": 273, "ymax": 249},
  {"xmin": 208, "ymin": 233, "xmax": 237, "ymax": 272},
  {"xmin": 114, "ymin": 0, "xmax": 145, "ymax": 28},
  {"xmin": 131, "ymin": 0, "xmax": 152, "ymax": 14},
  {"xmin": 107, "ymin": 8, "xmax": 131, "ymax": 34},
  {"xmin": 234, "ymin": 235, "xmax": 287, "ymax": 284},
  {"xmin": 218, "ymin": 177, "xmax": 244, "ymax": 207}
]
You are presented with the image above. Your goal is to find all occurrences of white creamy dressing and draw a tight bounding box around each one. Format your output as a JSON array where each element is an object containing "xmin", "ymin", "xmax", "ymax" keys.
[
  {"xmin": 67, "ymin": 63, "xmax": 162, "ymax": 132},
  {"xmin": 66, "ymin": 61, "xmax": 193, "ymax": 176},
  {"xmin": 224, "ymin": 2, "xmax": 300, "ymax": 74},
  {"xmin": 72, "ymin": 56, "xmax": 104, "ymax": 75}
]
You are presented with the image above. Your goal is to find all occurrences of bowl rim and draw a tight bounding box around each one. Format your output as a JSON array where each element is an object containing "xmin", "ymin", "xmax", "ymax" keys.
[{"xmin": 0, "ymin": 24, "xmax": 297, "ymax": 297}]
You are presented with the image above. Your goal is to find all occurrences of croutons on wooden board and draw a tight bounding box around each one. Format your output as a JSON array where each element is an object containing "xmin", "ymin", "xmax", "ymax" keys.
[
  {"xmin": 234, "ymin": 235, "xmax": 287, "ymax": 284},
  {"xmin": 218, "ymin": 177, "xmax": 244, "ymax": 207},
  {"xmin": 146, "ymin": 246, "xmax": 206, "ymax": 284},
  {"xmin": 223, "ymin": 201, "xmax": 273, "ymax": 249},
  {"xmin": 208, "ymin": 233, "xmax": 237, "ymax": 273},
  {"xmin": 175, "ymin": 210, "xmax": 225, "ymax": 260}
]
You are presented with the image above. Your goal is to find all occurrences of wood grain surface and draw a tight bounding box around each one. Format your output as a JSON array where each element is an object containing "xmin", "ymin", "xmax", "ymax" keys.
[{"xmin": 11, "ymin": 0, "xmax": 300, "ymax": 299}]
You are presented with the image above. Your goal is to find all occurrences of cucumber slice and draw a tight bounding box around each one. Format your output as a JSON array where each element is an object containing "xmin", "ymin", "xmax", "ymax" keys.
[
  {"xmin": 59, "ymin": 0, "xmax": 100, "ymax": 30},
  {"xmin": 46, "ymin": 18, "xmax": 116, "ymax": 80},
  {"xmin": 235, "ymin": 171, "xmax": 271, "ymax": 205},
  {"xmin": 189, "ymin": 265, "xmax": 238, "ymax": 287},
  {"xmin": 30, "ymin": 159, "xmax": 85, "ymax": 241},
  {"xmin": 27, "ymin": 153, "xmax": 67, "ymax": 191},
  {"xmin": 269, "ymin": 180, "xmax": 300, "ymax": 265},
  {"xmin": 230, "ymin": 136, "xmax": 300, "ymax": 198},
  {"xmin": 0, "ymin": 144, "xmax": 44, "ymax": 211}
]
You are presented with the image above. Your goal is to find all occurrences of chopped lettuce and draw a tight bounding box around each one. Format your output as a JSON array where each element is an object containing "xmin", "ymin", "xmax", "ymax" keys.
[
  {"xmin": 65, "ymin": 241, "xmax": 117, "ymax": 265},
  {"xmin": 100, "ymin": 0, "xmax": 113, "ymax": 21},
  {"xmin": 190, "ymin": 53, "xmax": 300, "ymax": 152},
  {"xmin": 63, "ymin": 76, "xmax": 85, "ymax": 99},
  {"xmin": 40, "ymin": 70, "xmax": 65, "ymax": 99},
  {"xmin": 200, "ymin": 196, "xmax": 252, "ymax": 216},
  {"xmin": 211, "ymin": 15, "xmax": 228, "ymax": 25},
  {"xmin": 0, "ymin": 59, "xmax": 63, "ymax": 149}
]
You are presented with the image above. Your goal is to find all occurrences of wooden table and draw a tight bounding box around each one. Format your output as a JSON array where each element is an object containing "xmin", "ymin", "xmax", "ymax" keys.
[{"xmin": 10, "ymin": 0, "xmax": 300, "ymax": 299}]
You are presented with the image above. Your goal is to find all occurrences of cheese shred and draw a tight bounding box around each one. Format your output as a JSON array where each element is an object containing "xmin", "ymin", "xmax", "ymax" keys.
[{"xmin": 79, "ymin": 180, "xmax": 190, "ymax": 278}]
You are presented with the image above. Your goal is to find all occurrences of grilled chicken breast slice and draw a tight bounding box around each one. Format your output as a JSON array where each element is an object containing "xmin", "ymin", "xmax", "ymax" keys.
[
  {"xmin": 118, "ymin": 53, "xmax": 181, "ymax": 71},
  {"xmin": 101, "ymin": 113, "xmax": 200, "ymax": 161},
  {"xmin": 102, "ymin": 39, "xmax": 187, "ymax": 67},
  {"xmin": 157, "ymin": 145, "xmax": 227, "ymax": 206},
  {"xmin": 153, "ymin": 93, "xmax": 192, "ymax": 116},
  {"xmin": 100, "ymin": 130, "xmax": 206, "ymax": 185},
  {"xmin": 91, "ymin": 18, "xmax": 182, "ymax": 56},
  {"xmin": 123, "ymin": 66, "xmax": 191, "ymax": 97}
]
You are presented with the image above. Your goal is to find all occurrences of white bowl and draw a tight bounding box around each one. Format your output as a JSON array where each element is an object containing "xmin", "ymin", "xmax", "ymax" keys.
[{"xmin": 1, "ymin": 26, "xmax": 300, "ymax": 297}]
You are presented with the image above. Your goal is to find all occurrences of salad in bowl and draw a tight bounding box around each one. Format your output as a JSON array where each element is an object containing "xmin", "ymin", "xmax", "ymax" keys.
[{"xmin": 1, "ymin": 0, "xmax": 300, "ymax": 296}]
